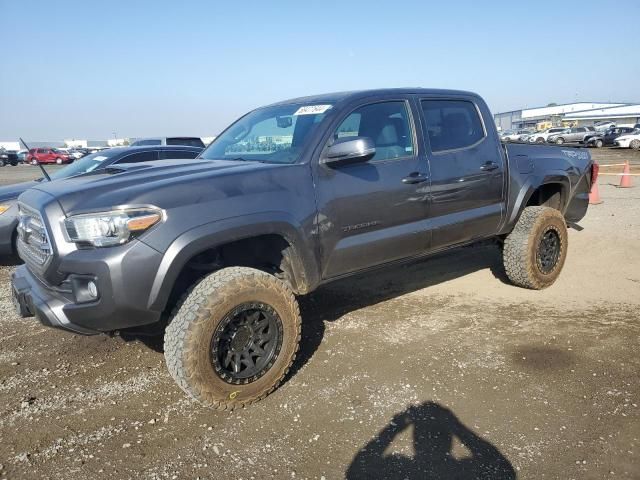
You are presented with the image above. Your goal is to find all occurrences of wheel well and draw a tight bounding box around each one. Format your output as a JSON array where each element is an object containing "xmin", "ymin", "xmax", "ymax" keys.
[
  {"xmin": 526, "ymin": 183, "xmax": 564, "ymax": 211},
  {"xmin": 164, "ymin": 234, "xmax": 302, "ymax": 317}
]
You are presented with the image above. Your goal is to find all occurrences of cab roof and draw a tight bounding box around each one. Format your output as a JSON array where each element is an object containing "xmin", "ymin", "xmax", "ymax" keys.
[{"xmin": 266, "ymin": 88, "xmax": 480, "ymax": 108}]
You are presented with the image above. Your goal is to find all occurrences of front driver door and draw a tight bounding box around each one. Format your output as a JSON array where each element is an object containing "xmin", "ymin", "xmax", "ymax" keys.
[{"xmin": 314, "ymin": 98, "xmax": 431, "ymax": 279}]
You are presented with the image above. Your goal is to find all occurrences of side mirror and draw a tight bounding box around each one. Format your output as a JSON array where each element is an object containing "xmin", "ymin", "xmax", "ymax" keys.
[{"xmin": 321, "ymin": 136, "xmax": 375, "ymax": 167}]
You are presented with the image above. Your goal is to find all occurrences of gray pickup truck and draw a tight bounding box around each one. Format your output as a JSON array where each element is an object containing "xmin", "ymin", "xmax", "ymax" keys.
[{"xmin": 11, "ymin": 88, "xmax": 595, "ymax": 409}]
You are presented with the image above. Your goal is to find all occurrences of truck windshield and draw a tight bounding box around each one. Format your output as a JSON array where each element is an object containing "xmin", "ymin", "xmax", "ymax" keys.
[
  {"xmin": 48, "ymin": 151, "xmax": 117, "ymax": 180},
  {"xmin": 201, "ymin": 104, "xmax": 332, "ymax": 164}
]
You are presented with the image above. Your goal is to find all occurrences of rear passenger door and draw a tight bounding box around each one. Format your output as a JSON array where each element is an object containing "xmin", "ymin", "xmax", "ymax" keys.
[{"xmin": 419, "ymin": 98, "xmax": 505, "ymax": 250}]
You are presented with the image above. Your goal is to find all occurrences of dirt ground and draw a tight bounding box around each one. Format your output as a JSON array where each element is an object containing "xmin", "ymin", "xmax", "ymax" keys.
[{"xmin": 0, "ymin": 148, "xmax": 639, "ymax": 479}]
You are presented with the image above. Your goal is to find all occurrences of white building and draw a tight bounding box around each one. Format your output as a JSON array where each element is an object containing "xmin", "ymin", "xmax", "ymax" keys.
[
  {"xmin": 563, "ymin": 104, "xmax": 640, "ymax": 127},
  {"xmin": 0, "ymin": 141, "xmax": 21, "ymax": 151},
  {"xmin": 494, "ymin": 102, "xmax": 627, "ymax": 131},
  {"xmin": 64, "ymin": 139, "xmax": 88, "ymax": 148}
]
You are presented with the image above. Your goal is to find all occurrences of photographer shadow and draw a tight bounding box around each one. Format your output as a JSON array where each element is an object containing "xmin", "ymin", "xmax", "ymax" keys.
[{"xmin": 346, "ymin": 402, "xmax": 516, "ymax": 480}]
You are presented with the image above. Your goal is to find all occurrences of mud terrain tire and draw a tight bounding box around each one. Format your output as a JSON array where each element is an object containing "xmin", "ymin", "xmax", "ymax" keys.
[{"xmin": 503, "ymin": 206, "xmax": 568, "ymax": 290}]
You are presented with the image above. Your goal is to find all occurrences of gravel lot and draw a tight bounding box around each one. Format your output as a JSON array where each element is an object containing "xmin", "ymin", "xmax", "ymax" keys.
[{"xmin": 0, "ymin": 148, "xmax": 639, "ymax": 479}]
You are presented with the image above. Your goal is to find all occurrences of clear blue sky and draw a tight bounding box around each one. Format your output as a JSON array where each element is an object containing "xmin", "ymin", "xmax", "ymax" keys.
[{"xmin": 1, "ymin": 0, "xmax": 638, "ymax": 140}]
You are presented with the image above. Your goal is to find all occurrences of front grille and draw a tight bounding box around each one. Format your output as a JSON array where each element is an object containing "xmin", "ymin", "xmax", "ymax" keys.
[{"xmin": 17, "ymin": 203, "xmax": 53, "ymax": 267}]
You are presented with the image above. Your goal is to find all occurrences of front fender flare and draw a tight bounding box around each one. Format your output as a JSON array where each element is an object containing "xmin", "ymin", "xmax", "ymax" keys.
[{"xmin": 146, "ymin": 212, "xmax": 319, "ymax": 312}]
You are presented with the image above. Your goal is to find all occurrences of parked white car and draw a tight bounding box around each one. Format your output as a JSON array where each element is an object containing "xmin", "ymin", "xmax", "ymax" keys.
[
  {"xmin": 501, "ymin": 129, "xmax": 534, "ymax": 142},
  {"xmin": 614, "ymin": 130, "xmax": 640, "ymax": 150},
  {"xmin": 594, "ymin": 121, "xmax": 616, "ymax": 131},
  {"xmin": 527, "ymin": 127, "xmax": 570, "ymax": 143}
]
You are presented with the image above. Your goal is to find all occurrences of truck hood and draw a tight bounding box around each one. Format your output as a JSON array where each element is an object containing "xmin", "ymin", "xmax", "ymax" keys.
[
  {"xmin": 27, "ymin": 159, "xmax": 286, "ymax": 214},
  {"xmin": 0, "ymin": 180, "xmax": 39, "ymax": 202}
]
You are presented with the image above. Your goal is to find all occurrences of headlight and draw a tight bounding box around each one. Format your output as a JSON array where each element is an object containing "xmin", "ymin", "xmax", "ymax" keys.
[
  {"xmin": 63, "ymin": 207, "xmax": 163, "ymax": 247},
  {"xmin": 0, "ymin": 204, "xmax": 11, "ymax": 215}
]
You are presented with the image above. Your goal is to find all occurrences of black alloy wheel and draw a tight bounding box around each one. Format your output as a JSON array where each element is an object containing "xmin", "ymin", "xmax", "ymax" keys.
[
  {"xmin": 211, "ymin": 302, "xmax": 283, "ymax": 385},
  {"xmin": 536, "ymin": 227, "xmax": 561, "ymax": 274}
]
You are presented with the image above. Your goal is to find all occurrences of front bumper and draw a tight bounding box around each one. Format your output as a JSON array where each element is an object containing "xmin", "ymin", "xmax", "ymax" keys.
[{"xmin": 11, "ymin": 238, "xmax": 165, "ymax": 335}]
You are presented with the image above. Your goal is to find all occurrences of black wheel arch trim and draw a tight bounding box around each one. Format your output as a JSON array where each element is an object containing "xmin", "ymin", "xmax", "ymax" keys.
[
  {"xmin": 146, "ymin": 212, "xmax": 319, "ymax": 312},
  {"xmin": 501, "ymin": 172, "xmax": 572, "ymax": 234}
]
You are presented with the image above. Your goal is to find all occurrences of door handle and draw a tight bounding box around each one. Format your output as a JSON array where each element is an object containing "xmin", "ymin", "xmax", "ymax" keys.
[
  {"xmin": 402, "ymin": 172, "xmax": 429, "ymax": 184},
  {"xmin": 480, "ymin": 161, "xmax": 499, "ymax": 171}
]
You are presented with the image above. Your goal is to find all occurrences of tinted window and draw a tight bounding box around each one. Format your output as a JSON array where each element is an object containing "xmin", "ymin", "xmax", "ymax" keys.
[
  {"xmin": 333, "ymin": 101, "xmax": 414, "ymax": 161},
  {"xmin": 166, "ymin": 137, "xmax": 205, "ymax": 148},
  {"xmin": 577, "ymin": 128, "xmax": 586, "ymax": 132},
  {"xmin": 421, "ymin": 100, "xmax": 485, "ymax": 152},
  {"xmin": 117, "ymin": 151, "xmax": 158, "ymax": 163},
  {"xmin": 133, "ymin": 139, "xmax": 162, "ymax": 146},
  {"xmin": 159, "ymin": 149, "xmax": 200, "ymax": 160}
]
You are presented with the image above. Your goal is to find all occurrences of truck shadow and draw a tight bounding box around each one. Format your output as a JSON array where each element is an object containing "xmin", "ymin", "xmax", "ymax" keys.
[
  {"xmin": 346, "ymin": 401, "xmax": 516, "ymax": 480},
  {"xmin": 290, "ymin": 242, "xmax": 507, "ymax": 378}
]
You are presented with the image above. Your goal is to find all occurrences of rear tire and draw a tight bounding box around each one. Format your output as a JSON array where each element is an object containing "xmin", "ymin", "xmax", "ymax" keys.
[
  {"xmin": 503, "ymin": 206, "xmax": 568, "ymax": 290},
  {"xmin": 595, "ymin": 139, "xmax": 603, "ymax": 148},
  {"xmin": 164, "ymin": 267, "xmax": 301, "ymax": 410},
  {"xmin": 55, "ymin": 157, "xmax": 63, "ymax": 164},
  {"xmin": 630, "ymin": 139, "xmax": 640, "ymax": 150},
  {"xmin": 555, "ymin": 137, "xmax": 565, "ymax": 145},
  {"xmin": 536, "ymin": 137, "xmax": 544, "ymax": 143}
]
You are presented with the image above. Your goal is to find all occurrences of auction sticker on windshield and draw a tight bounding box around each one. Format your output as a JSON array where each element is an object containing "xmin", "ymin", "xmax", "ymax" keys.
[{"xmin": 293, "ymin": 105, "xmax": 332, "ymax": 115}]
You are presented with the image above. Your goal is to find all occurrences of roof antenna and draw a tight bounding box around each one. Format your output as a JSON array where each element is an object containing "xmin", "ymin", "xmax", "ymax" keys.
[{"xmin": 19, "ymin": 138, "xmax": 51, "ymax": 182}]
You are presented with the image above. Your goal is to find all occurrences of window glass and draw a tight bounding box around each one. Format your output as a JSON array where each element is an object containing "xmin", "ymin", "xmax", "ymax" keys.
[
  {"xmin": 159, "ymin": 149, "xmax": 200, "ymax": 160},
  {"xmin": 201, "ymin": 103, "xmax": 329, "ymax": 164},
  {"xmin": 166, "ymin": 137, "xmax": 205, "ymax": 148},
  {"xmin": 333, "ymin": 101, "xmax": 414, "ymax": 161},
  {"xmin": 421, "ymin": 100, "xmax": 485, "ymax": 152},
  {"xmin": 117, "ymin": 151, "xmax": 157, "ymax": 163},
  {"xmin": 134, "ymin": 139, "xmax": 162, "ymax": 146}
]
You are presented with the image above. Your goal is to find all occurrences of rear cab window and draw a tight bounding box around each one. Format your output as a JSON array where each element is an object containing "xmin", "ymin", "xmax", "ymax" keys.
[
  {"xmin": 116, "ymin": 151, "xmax": 158, "ymax": 163},
  {"xmin": 420, "ymin": 99, "xmax": 486, "ymax": 152},
  {"xmin": 159, "ymin": 149, "xmax": 200, "ymax": 160},
  {"xmin": 166, "ymin": 137, "xmax": 205, "ymax": 148}
]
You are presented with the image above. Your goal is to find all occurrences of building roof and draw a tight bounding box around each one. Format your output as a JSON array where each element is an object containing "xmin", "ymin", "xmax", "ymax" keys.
[
  {"xmin": 521, "ymin": 103, "xmax": 625, "ymax": 120},
  {"xmin": 564, "ymin": 104, "xmax": 640, "ymax": 120}
]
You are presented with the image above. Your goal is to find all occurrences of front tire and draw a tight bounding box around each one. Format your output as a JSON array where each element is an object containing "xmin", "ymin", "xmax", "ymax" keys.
[
  {"xmin": 503, "ymin": 206, "xmax": 568, "ymax": 290},
  {"xmin": 595, "ymin": 139, "xmax": 603, "ymax": 148},
  {"xmin": 164, "ymin": 267, "xmax": 301, "ymax": 410},
  {"xmin": 55, "ymin": 157, "xmax": 63, "ymax": 164},
  {"xmin": 555, "ymin": 137, "xmax": 565, "ymax": 145}
]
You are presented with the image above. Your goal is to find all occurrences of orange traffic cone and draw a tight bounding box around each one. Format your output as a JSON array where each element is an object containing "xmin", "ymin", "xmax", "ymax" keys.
[
  {"xmin": 589, "ymin": 180, "xmax": 603, "ymax": 204},
  {"xmin": 619, "ymin": 161, "xmax": 633, "ymax": 188}
]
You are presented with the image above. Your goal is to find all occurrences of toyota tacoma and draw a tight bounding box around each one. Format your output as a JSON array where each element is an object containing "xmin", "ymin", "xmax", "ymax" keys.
[{"xmin": 11, "ymin": 89, "xmax": 595, "ymax": 409}]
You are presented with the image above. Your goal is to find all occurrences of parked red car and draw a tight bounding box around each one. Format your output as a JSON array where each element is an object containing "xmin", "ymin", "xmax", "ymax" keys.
[{"xmin": 26, "ymin": 148, "xmax": 73, "ymax": 165}]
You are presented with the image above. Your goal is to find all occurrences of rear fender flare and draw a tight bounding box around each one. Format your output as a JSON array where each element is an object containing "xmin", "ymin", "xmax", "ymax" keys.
[{"xmin": 505, "ymin": 173, "xmax": 571, "ymax": 230}]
